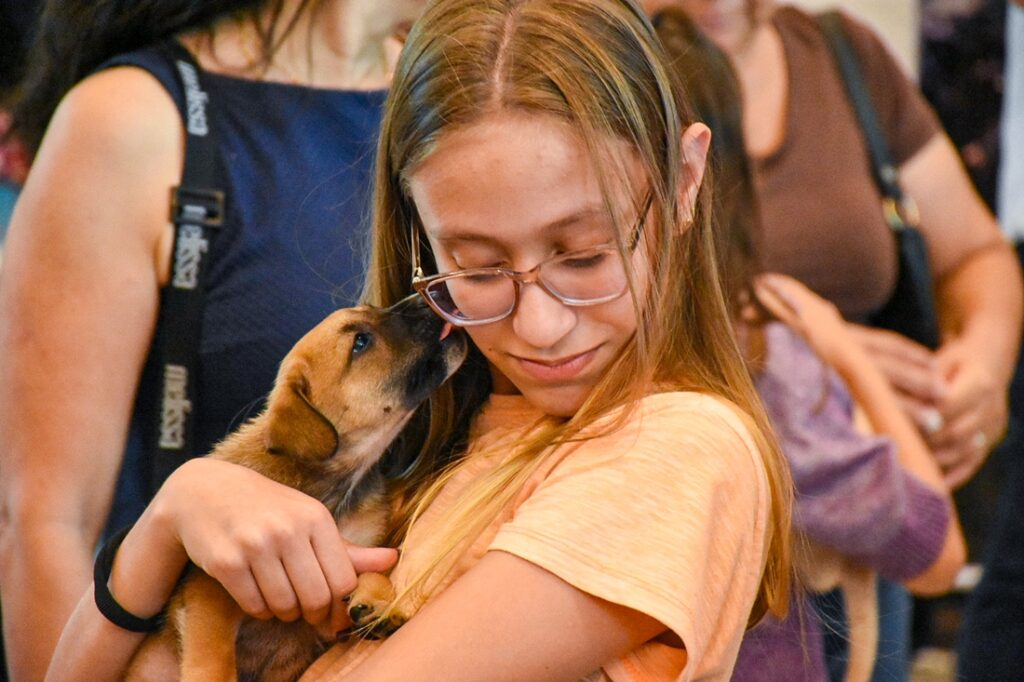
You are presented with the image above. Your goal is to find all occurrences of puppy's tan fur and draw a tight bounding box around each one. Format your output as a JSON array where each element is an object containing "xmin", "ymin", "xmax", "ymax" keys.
[{"xmin": 126, "ymin": 300, "xmax": 466, "ymax": 681}]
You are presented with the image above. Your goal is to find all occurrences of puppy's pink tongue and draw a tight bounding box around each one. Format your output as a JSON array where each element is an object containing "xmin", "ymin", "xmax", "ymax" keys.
[{"xmin": 440, "ymin": 322, "xmax": 453, "ymax": 341}]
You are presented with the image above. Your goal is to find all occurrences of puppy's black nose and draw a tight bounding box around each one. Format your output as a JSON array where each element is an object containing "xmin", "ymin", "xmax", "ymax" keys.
[{"xmin": 387, "ymin": 293, "xmax": 444, "ymax": 336}]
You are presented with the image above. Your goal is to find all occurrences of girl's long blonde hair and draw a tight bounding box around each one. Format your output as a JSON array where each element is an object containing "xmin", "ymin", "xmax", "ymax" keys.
[{"xmin": 363, "ymin": 0, "xmax": 792, "ymax": 627}]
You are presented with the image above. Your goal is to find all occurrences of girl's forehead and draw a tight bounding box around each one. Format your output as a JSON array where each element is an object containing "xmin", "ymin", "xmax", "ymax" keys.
[{"xmin": 406, "ymin": 113, "xmax": 644, "ymax": 240}]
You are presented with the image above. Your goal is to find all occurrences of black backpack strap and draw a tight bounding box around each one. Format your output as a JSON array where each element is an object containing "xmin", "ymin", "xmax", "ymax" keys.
[
  {"xmin": 817, "ymin": 11, "xmax": 919, "ymax": 231},
  {"xmin": 148, "ymin": 40, "xmax": 225, "ymax": 489}
]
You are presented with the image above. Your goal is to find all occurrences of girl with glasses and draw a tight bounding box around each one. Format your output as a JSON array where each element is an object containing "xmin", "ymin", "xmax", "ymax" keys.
[{"xmin": 50, "ymin": 1, "xmax": 794, "ymax": 679}]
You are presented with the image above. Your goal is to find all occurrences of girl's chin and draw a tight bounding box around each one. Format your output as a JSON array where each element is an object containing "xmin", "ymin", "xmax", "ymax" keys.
[{"xmin": 518, "ymin": 384, "xmax": 589, "ymax": 418}]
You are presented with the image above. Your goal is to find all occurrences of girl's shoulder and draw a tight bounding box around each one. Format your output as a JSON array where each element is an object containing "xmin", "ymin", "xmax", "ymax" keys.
[{"xmin": 570, "ymin": 390, "xmax": 767, "ymax": 487}]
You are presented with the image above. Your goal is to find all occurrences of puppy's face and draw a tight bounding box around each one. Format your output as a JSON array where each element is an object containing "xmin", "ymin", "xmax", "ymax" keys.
[{"xmin": 263, "ymin": 296, "xmax": 467, "ymax": 476}]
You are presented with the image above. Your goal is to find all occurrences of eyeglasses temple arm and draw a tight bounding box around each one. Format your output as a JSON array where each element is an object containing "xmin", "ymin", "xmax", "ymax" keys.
[{"xmin": 410, "ymin": 225, "xmax": 426, "ymax": 280}]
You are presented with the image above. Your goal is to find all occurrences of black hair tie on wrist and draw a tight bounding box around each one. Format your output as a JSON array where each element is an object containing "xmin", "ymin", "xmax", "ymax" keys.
[{"xmin": 93, "ymin": 526, "xmax": 164, "ymax": 633}]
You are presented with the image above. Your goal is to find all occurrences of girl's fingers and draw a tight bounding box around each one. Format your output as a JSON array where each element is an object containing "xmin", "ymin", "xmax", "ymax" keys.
[
  {"xmin": 281, "ymin": 541, "xmax": 334, "ymax": 625},
  {"xmin": 249, "ymin": 555, "xmax": 302, "ymax": 622},
  {"xmin": 347, "ymin": 545, "xmax": 400, "ymax": 575},
  {"xmin": 753, "ymin": 278, "xmax": 800, "ymax": 327},
  {"xmin": 310, "ymin": 523, "xmax": 360, "ymax": 600},
  {"xmin": 218, "ymin": 566, "xmax": 273, "ymax": 621},
  {"xmin": 310, "ymin": 524, "xmax": 360, "ymax": 632}
]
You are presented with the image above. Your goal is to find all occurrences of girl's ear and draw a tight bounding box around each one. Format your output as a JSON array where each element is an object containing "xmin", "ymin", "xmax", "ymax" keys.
[{"xmin": 678, "ymin": 122, "xmax": 712, "ymax": 226}]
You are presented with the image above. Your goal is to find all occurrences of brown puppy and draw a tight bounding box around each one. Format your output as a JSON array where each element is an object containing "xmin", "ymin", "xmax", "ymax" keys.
[{"xmin": 126, "ymin": 295, "xmax": 467, "ymax": 681}]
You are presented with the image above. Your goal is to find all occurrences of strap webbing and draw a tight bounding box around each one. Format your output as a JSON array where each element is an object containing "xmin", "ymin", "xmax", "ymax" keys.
[
  {"xmin": 817, "ymin": 12, "xmax": 908, "ymax": 218},
  {"xmin": 149, "ymin": 40, "xmax": 224, "ymax": 490}
]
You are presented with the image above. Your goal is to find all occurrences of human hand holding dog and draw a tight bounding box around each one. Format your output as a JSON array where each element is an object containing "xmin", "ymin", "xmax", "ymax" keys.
[{"xmin": 158, "ymin": 458, "xmax": 398, "ymax": 631}]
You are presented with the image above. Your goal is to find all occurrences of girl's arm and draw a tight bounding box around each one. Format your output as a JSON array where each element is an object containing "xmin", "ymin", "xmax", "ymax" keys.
[
  {"xmin": 315, "ymin": 552, "xmax": 665, "ymax": 682},
  {"xmin": 756, "ymin": 274, "xmax": 967, "ymax": 595},
  {"xmin": 47, "ymin": 457, "xmax": 399, "ymax": 681},
  {"xmin": 0, "ymin": 66, "xmax": 183, "ymax": 679}
]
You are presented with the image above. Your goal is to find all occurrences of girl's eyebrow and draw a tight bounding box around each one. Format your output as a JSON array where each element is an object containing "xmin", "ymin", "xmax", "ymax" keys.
[{"xmin": 430, "ymin": 205, "xmax": 609, "ymax": 243}]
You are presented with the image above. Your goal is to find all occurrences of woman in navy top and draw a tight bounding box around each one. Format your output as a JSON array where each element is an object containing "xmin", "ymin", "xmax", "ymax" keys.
[{"xmin": 0, "ymin": 1, "xmax": 424, "ymax": 677}]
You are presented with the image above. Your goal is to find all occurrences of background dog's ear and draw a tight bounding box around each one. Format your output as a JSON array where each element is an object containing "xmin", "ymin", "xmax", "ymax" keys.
[{"xmin": 265, "ymin": 365, "xmax": 339, "ymax": 461}]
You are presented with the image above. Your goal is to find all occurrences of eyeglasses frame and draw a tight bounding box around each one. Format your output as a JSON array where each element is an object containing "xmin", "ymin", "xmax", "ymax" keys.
[{"xmin": 410, "ymin": 192, "xmax": 654, "ymax": 327}]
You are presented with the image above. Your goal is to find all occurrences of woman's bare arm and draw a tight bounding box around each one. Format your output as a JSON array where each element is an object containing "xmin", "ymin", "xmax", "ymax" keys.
[
  {"xmin": 891, "ymin": 133, "xmax": 1020, "ymax": 486},
  {"xmin": 0, "ymin": 66, "xmax": 183, "ymax": 679}
]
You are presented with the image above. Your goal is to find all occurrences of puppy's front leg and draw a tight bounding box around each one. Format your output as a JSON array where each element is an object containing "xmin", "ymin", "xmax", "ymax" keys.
[
  {"xmin": 179, "ymin": 570, "xmax": 245, "ymax": 682},
  {"xmin": 347, "ymin": 572, "xmax": 406, "ymax": 638}
]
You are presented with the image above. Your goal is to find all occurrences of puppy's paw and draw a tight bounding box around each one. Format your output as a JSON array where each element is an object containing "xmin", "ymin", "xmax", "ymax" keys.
[{"xmin": 347, "ymin": 572, "xmax": 405, "ymax": 639}]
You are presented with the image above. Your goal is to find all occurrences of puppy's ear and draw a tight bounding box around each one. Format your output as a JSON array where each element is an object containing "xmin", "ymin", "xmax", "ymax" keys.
[{"xmin": 264, "ymin": 364, "xmax": 339, "ymax": 461}]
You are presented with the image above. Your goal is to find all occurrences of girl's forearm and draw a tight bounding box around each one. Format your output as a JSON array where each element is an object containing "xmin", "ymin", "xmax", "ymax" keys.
[
  {"xmin": 46, "ymin": 498, "xmax": 189, "ymax": 680},
  {"xmin": 45, "ymin": 585, "xmax": 149, "ymax": 682},
  {"xmin": 106, "ymin": 499, "xmax": 190, "ymax": 621}
]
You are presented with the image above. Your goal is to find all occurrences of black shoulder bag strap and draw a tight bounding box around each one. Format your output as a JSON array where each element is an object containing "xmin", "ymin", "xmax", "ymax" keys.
[
  {"xmin": 816, "ymin": 11, "xmax": 919, "ymax": 232},
  {"xmin": 817, "ymin": 11, "xmax": 940, "ymax": 349},
  {"xmin": 148, "ymin": 40, "xmax": 225, "ymax": 490}
]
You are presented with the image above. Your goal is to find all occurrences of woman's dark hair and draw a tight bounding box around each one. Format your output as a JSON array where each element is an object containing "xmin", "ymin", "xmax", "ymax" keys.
[
  {"xmin": 9, "ymin": 0, "xmax": 315, "ymax": 156},
  {"xmin": 653, "ymin": 7, "xmax": 762, "ymax": 315}
]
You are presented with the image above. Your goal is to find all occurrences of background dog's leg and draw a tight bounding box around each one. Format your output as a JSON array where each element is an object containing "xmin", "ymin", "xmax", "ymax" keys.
[
  {"xmin": 842, "ymin": 567, "xmax": 879, "ymax": 682},
  {"xmin": 180, "ymin": 571, "xmax": 244, "ymax": 682}
]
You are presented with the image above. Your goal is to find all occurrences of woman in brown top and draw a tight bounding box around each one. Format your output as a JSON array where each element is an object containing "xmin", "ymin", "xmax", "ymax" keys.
[{"xmin": 642, "ymin": 0, "xmax": 1020, "ymax": 495}]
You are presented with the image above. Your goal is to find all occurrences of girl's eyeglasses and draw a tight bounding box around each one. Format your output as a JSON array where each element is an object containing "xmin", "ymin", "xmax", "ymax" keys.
[{"xmin": 410, "ymin": 193, "xmax": 652, "ymax": 327}]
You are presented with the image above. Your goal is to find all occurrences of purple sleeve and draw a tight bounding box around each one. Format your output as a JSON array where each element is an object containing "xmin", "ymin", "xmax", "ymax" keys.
[{"xmin": 756, "ymin": 323, "xmax": 950, "ymax": 581}]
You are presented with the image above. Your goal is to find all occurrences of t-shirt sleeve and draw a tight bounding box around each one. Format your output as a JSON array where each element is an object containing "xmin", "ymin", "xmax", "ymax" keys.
[
  {"xmin": 488, "ymin": 393, "xmax": 770, "ymax": 673},
  {"xmin": 838, "ymin": 11, "xmax": 942, "ymax": 164}
]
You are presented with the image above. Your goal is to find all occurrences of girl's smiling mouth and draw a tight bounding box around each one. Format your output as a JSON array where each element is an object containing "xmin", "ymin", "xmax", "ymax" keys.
[{"xmin": 512, "ymin": 346, "xmax": 601, "ymax": 382}]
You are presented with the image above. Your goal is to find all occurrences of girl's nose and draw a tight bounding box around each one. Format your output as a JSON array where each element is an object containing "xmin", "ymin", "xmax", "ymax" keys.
[{"xmin": 510, "ymin": 281, "xmax": 577, "ymax": 349}]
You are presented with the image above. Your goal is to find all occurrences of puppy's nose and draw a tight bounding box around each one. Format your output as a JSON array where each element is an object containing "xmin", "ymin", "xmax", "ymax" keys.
[
  {"xmin": 387, "ymin": 293, "xmax": 445, "ymax": 336},
  {"xmin": 386, "ymin": 292, "xmax": 428, "ymax": 316}
]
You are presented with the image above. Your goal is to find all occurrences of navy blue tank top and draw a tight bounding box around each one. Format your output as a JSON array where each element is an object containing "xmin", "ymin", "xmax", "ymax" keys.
[{"xmin": 101, "ymin": 47, "xmax": 387, "ymax": 532}]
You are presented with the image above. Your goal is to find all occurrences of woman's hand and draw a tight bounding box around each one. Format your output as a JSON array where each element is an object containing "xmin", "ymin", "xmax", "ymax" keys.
[
  {"xmin": 840, "ymin": 329, "xmax": 1006, "ymax": 488},
  {"xmin": 843, "ymin": 324, "xmax": 947, "ymax": 433},
  {"xmin": 929, "ymin": 339, "xmax": 1009, "ymax": 488},
  {"xmin": 154, "ymin": 458, "xmax": 399, "ymax": 633}
]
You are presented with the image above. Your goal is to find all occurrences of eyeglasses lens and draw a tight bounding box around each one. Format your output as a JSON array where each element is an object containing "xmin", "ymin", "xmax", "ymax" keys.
[{"xmin": 424, "ymin": 248, "xmax": 628, "ymax": 323}]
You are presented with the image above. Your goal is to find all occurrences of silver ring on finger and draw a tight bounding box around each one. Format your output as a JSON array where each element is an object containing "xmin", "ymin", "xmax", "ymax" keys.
[{"xmin": 971, "ymin": 431, "xmax": 989, "ymax": 451}]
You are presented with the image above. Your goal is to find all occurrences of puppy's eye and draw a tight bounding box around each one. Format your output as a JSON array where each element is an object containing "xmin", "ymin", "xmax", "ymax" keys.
[{"xmin": 352, "ymin": 332, "xmax": 373, "ymax": 356}]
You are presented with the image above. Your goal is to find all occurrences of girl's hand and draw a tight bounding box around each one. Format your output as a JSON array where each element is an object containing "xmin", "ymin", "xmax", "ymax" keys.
[{"xmin": 153, "ymin": 458, "xmax": 398, "ymax": 633}]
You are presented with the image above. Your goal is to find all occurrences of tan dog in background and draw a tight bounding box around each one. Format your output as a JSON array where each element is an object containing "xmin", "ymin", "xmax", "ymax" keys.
[
  {"xmin": 126, "ymin": 295, "xmax": 467, "ymax": 681},
  {"xmin": 797, "ymin": 542, "xmax": 878, "ymax": 682}
]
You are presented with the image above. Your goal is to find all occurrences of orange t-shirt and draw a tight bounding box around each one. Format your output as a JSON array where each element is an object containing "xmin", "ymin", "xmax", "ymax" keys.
[{"xmin": 304, "ymin": 391, "xmax": 771, "ymax": 681}]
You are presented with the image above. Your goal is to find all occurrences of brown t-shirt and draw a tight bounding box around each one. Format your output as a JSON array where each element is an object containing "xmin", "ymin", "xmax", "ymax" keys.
[{"xmin": 754, "ymin": 6, "xmax": 941, "ymax": 320}]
